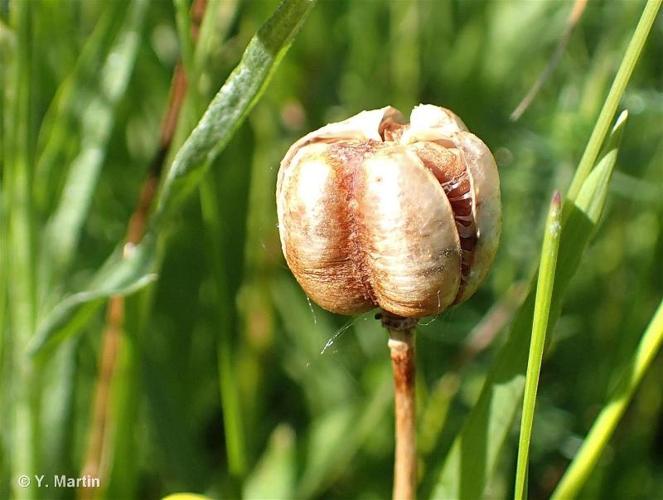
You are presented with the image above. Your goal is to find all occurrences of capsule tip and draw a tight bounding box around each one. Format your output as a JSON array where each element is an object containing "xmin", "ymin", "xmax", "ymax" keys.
[{"xmin": 552, "ymin": 190, "xmax": 562, "ymax": 208}]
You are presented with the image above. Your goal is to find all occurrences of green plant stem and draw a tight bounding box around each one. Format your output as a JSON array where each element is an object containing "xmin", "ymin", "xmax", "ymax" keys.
[
  {"xmin": 152, "ymin": 0, "xmax": 317, "ymax": 229},
  {"xmin": 514, "ymin": 192, "xmax": 562, "ymax": 500},
  {"xmin": 552, "ymin": 298, "xmax": 663, "ymax": 499},
  {"xmin": 80, "ymin": 1, "xmax": 205, "ymax": 494},
  {"xmin": 29, "ymin": 0, "xmax": 317, "ymax": 353},
  {"xmin": 200, "ymin": 181, "xmax": 248, "ymax": 480},
  {"xmin": 566, "ymin": 0, "xmax": 661, "ymax": 201},
  {"xmin": 173, "ymin": 0, "xmax": 196, "ymax": 78},
  {"xmin": 5, "ymin": 2, "xmax": 39, "ymax": 499},
  {"xmin": 430, "ymin": 1, "xmax": 655, "ymax": 491},
  {"xmin": 387, "ymin": 322, "xmax": 417, "ymax": 500}
]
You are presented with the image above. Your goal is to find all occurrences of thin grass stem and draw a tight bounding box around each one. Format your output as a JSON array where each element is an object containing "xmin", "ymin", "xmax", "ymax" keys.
[
  {"xmin": 510, "ymin": 0, "xmax": 588, "ymax": 121},
  {"xmin": 566, "ymin": 0, "xmax": 661, "ymax": 201},
  {"xmin": 80, "ymin": 2, "xmax": 209, "ymax": 494},
  {"xmin": 514, "ymin": 192, "xmax": 562, "ymax": 500},
  {"xmin": 6, "ymin": 2, "xmax": 39, "ymax": 498},
  {"xmin": 551, "ymin": 298, "xmax": 663, "ymax": 499}
]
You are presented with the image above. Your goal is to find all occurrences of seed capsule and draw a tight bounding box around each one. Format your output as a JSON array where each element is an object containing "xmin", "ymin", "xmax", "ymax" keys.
[{"xmin": 276, "ymin": 105, "xmax": 501, "ymax": 318}]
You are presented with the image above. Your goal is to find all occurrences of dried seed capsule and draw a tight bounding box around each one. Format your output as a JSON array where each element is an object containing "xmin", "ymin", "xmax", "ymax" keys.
[{"xmin": 276, "ymin": 105, "xmax": 501, "ymax": 318}]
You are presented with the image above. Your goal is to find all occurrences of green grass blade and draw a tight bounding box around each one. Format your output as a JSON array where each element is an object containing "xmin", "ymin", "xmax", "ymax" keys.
[
  {"xmin": 428, "ymin": 112, "xmax": 627, "ymax": 500},
  {"xmin": 152, "ymin": 0, "xmax": 317, "ymax": 229},
  {"xmin": 192, "ymin": 0, "xmax": 238, "ymax": 79},
  {"xmin": 28, "ymin": 239, "xmax": 158, "ymax": 357},
  {"xmin": 2, "ymin": 2, "xmax": 40, "ymax": 499},
  {"xmin": 296, "ymin": 373, "xmax": 393, "ymax": 498},
  {"xmin": 40, "ymin": 0, "xmax": 147, "ymax": 293},
  {"xmin": 244, "ymin": 425, "xmax": 297, "ymax": 500},
  {"xmin": 0, "ymin": 192, "xmax": 6, "ymax": 358},
  {"xmin": 4, "ymin": 2, "xmax": 38, "ymax": 497},
  {"xmin": 34, "ymin": 0, "xmax": 129, "ymax": 213},
  {"xmin": 28, "ymin": 0, "xmax": 316, "ymax": 355},
  {"xmin": 271, "ymin": 277, "xmax": 357, "ymax": 410},
  {"xmin": 551, "ymin": 298, "xmax": 663, "ymax": 499},
  {"xmin": 566, "ymin": 0, "xmax": 661, "ymax": 201},
  {"xmin": 173, "ymin": 0, "xmax": 196, "ymax": 76},
  {"xmin": 100, "ymin": 331, "xmax": 140, "ymax": 500},
  {"xmin": 514, "ymin": 192, "xmax": 562, "ymax": 500},
  {"xmin": 271, "ymin": 278, "xmax": 393, "ymax": 498},
  {"xmin": 200, "ymin": 175, "xmax": 249, "ymax": 479}
]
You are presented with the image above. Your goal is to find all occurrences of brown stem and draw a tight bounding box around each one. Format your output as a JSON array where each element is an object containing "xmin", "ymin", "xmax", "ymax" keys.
[
  {"xmin": 382, "ymin": 312, "xmax": 417, "ymax": 500},
  {"xmin": 78, "ymin": 1, "xmax": 208, "ymax": 498}
]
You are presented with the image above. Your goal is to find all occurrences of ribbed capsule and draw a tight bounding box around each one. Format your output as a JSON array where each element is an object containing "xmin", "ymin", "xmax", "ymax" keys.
[{"xmin": 276, "ymin": 105, "xmax": 501, "ymax": 318}]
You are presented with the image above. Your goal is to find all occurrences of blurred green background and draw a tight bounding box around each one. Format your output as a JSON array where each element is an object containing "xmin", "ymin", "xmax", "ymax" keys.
[{"xmin": 1, "ymin": 0, "xmax": 662, "ymax": 499}]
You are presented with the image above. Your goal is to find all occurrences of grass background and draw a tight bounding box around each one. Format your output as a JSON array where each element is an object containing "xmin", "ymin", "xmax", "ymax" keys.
[{"xmin": 1, "ymin": 0, "xmax": 662, "ymax": 499}]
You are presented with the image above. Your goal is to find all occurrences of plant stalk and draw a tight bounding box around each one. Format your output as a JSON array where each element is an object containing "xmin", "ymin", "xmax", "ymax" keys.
[
  {"xmin": 383, "ymin": 312, "xmax": 418, "ymax": 500},
  {"xmin": 79, "ymin": 1, "xmax": 208, "ymax": 495}
]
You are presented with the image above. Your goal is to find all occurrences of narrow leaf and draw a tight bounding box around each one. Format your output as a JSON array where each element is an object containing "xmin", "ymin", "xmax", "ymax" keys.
[
  {"xmin": 152, "ymin": 0, "xmax": 317, "ymax": 229},
  {"xmin": 244, "ymin": 425, "xmax": 297, "ymax": 500},
  {"xmin": 296, "ymin": 374, "xmax": 393, "ymax": 498},
  {"xmin": 551, "ymin": 299, "xmax": 663, "ymax": 499},
  {"xmin": 40, "ymin": 0, "xmax": 147, "ymax": 289},
  {"xmin": 29, "ymin": 0, "xmax": 317, "ymax": 354},
  {"xmin": 34, "ymin": 0, "xmax": 129, "ymax": 207},
  {"xmin": 566, "ymin": 0, "xmax": 661, "ymax": 200},
  {"xmin": 29, "ymin": 240, "xmax": 158, "ymax": 357},
  {"xmin": 429, "ymin": 112, "xmax": 627, "ymax": 500},
  {"xmin": 514, "ymin": 192, "xmax": 562, "ymax": 500}
]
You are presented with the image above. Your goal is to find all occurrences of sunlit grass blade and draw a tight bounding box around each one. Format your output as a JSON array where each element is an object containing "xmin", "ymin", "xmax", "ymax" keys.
[
  {"xmin": 514, "ymin": 192, "xmax": 562, "ymax": 500},
  {"xmin": 34, "ymin": 0, "xmax": 129, "ymax": 213},
  {"xmin": 296, "ymin": 375, "xmax": 393, "ymax": 498},
  {"xmin": 270, "ymin": 277, "xmax": 395, "ymax": 497},
  {"xmin": 244, "ymin": 425, "xmax": 297, "ymax": 500},
  {"xmin": 271, "ymin": 277, "xmax": 356, "ymax": 409},
  {"xmin": 0, "ymin": 14, "xmax": 10, "ymax": 357},
  {"xmin": 200, "ymin": 174, "xmax": 249, "ymax": 479},
  {"xmin": 40, "ymin": 0, "xmax": 147, "ymax": 295},
  {"xmin": 510, "ymin": 0, "xmax": 588, "ymax": 121},
  {"xmin": 428, "ymin": 108, "xmax": 627, "ymax": 499},
  {"xmin": 28, "ymin": 239, "xmax": 158, "ymax": 357},
  {"xmin": 30, "ymin": 0, "xmax": 317, "ymax": 352},
  {"xmin": 4, "ymin": 2, "xmax": 38, "ymax": 497},
  {"xmin": 152, "ymin": 0, "xmax": 317, "ymax": 227},
  {"xmin": 566, "ymin": 0, "xmax": 661, "ymax": 201},
  {"xmin": 551, "ymin": 298, "xmax": 663, "ymax": 499}
]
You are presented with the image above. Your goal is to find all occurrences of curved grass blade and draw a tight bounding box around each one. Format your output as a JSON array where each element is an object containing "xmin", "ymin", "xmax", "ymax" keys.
[
  {"xmin": 200, "ymin": 169, "xmax": 250, "ymax": 478},
  {"xmin": 510, "ymin": 0, "xmax": 588, "ymax": 121},
  {"xmin": 514, "ymin": 192, "xmax": 562, "ymax": 500},
  {"xmin": 428, "ymin": 112, "xmax": 627, "ymax": 500},
  {"xmin": 551, "ymin": 299, "xmax": 663, "ymax": 499},
  {"xmin": 40, "ymin": 0, "xmax": 147, "ymax": 293},
  {"xmin": 244, "ymin": 425, "xmax": 297, "ymax": 500},
  {"xmin": 29, "ymin": 239, "xmax": 158, "ymax": 358},
  {"xmin": 5, "ymin": 2, "xmax": 38, "ymax": 496},
  {"xmin": 566, "ymin": 0, "xmax": 661, "ymax": 201},
  {"xmin": 31, "ymin": 0, "xmax": 317, "ymax": 353},
  {"xmin": 34, "ymin": 0, "xmax": 129, "ymax": 212},
  {"xmin": 152, "ymin": 0, "xmax": 317, "ymax": 229}
]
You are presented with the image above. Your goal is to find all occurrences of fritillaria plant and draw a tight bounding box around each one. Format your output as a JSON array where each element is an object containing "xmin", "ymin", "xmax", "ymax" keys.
[{"xmin": 276, "ymin": 104, "xmax": 501, "ymax": 499}]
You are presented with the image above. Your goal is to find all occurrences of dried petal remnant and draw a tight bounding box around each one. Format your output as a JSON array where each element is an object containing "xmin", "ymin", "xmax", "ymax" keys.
[{"xmin": 277, "ymin": 105, "xmax": 501, "ymax": 318}]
